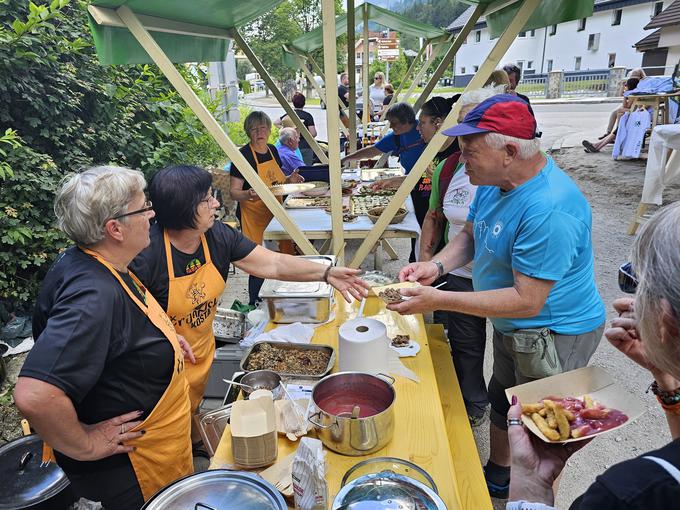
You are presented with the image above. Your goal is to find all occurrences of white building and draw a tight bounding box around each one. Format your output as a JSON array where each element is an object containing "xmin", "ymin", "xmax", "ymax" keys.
[
  {"xmin": 447, "ymin": 0, "xmax": 669, "ymax": 83},
  {"xmin": 635, "ymin": 0, "xmax": 680, "ymax": 74}
]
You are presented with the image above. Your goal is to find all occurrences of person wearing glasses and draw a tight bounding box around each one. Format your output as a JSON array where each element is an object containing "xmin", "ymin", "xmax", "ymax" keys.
[
  {"xmin": 369, "ymin": 71, "xmax": 386, "ymax": 115},
  {"xmin": 229, "ymin": 110, "xmax": 304, "ymax": 304},
  {"xmin": 506, "ymin": 203, "xmax": 680, "ymax": 510},
  {"xmin": 131, "ymin": 165, "xmax": 370, "ymax": 456},
  {"xmin": 15, "ymin": 166, "xmax": 195, "ymax": 509}
]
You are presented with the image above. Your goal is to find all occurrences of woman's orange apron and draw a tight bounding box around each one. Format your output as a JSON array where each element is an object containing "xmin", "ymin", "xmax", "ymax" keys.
[
  {"xmin": 239, "ymin": 144, "xmax": 294, "ymax": 253},
  {"xmin": 82, "ymin": 248, "xmax": 193, "ymax": 501},
  {"xmin": 163, "ymin": 231, "xmax": 225, "ymax": 414}
]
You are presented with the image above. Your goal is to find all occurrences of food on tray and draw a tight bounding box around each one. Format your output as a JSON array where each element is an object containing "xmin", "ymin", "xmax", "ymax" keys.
[
  {"xmin": 342, "ymin": 179, "xmax": 359, "ymax": 189},
  {"xmin": 342, "ymin": 213, "xmax": 358, "ymax": 222},
  {"xmin": 324, "ymin": 205, "xmax": 350, "ymax": 214},
  {"xmin": 244, "ymin": 343, "xmax": 331, "ymax": 376},
  {"xmin": 378, "ymin": 287, "xmax": 404, "ymax": 304},
  {"xmin": 356, "ymin": 186, "xmax": 396, "ymax": 197},
  {"xmin": 351, "ymin": 195, "xmax": 395, "ymax": 215},
  {"xmin": 286, "ymin": 197, "xmax": 331, "ymax": 209},
  {"xmin": 390, "ymin": 334, "xmax": 410, "ymax": 347},
  {"xmin": 521, "ymin": 395, "xmax": 628, "ymax": 441}
]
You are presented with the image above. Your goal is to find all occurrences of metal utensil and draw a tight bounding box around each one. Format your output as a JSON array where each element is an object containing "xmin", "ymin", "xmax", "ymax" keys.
[{"xmin": 222, "ymin": 379, "xmax": 256, "ymax": 392}]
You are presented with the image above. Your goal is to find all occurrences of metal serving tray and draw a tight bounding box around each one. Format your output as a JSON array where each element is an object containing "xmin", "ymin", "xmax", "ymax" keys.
[
  {"xmin": 196, "ymin": 403, "xmax": 233, "ymax": 458},
  {"xmin": 239, "ymin": 341, "xmax": 336, "ymax": 380}
]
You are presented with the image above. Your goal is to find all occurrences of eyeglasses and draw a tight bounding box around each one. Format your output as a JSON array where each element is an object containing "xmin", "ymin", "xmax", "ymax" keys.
[
  {"xmin": 618, "ymin": 262, "xmax": 638, "ymax": 294},
  {"xmin": 113, "ymin": 200, "xmax": 153, "ymax": 220},
  {"xmin": 199, "ymin": 189, "xmax": 218, "ymax": 206},
  {"xmin": 374, "ymin": 76, "xmax": 382, "ymax": 80}
]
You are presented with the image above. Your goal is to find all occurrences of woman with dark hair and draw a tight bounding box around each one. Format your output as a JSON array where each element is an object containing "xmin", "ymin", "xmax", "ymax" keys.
[
  {"xmin": 131, "ymin": 165, "xmax": 369, "ymax": 453},
  {"xmin": 275, "ymin": 92, "xmax": 317, "ymax": 165}
]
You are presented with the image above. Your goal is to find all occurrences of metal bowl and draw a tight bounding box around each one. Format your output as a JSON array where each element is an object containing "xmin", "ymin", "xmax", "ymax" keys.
[
  {"xmin": 301, "ymin": 181, "xmax": 330, "ymax": 197},
  {"xmin": 240, "ymin": 370, "xmax": 283, "ymax": 399}
]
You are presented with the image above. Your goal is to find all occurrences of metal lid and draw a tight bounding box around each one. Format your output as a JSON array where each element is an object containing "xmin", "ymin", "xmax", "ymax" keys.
[
  {"xmin": 0, "ymin": 435, "xmax": 71, "ymax": 510},
  {"xmin": 259, "ymin": 256, "xmax": 335, "ymax": 298},
  {"xmin": 333, "ymin": 471, "xmax": 448, "ymax": 510},
  {"xmin": 142, "ymin": 470, "xmax": 287, "ymax": 510}
]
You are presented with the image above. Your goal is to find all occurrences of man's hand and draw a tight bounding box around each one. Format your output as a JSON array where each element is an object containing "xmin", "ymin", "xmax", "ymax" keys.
[
  {"xmin": 399, "ymin": 261, "xmax": 439, "ymax": 286},
  {"xmin": 387, "ymin": 286, "xmax": 441, "ymax": 315},
  {"xmin": 286, "ymin": 170, "xmax": 305, "ymax": 184},
  {"xmin": 326, "ymin": 267, "xmax": 370, "ymax": 303},
  {"xmin": 81, "ymin": 410, "xmax": 145, "ymax": 461}
]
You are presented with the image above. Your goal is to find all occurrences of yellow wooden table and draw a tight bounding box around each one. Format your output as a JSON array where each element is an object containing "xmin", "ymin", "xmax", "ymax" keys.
[{"xmin": 210, "ymin": 295, "xmax": 491, "ymax": 510}]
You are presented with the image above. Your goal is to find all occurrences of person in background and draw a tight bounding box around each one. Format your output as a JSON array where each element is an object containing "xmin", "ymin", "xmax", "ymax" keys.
[
  {"xmin": 503, "ymin": 64, "xmax": 531, "ymax": 104},
  {"xmin": 277, "ymin": 127, "xmax": 306, "ymax": 175},
  {"xmin": 506, "ymin": 202, "xmax": 680, "ymax": 510},
  {"xmin": 229, "ymin": 111, "xmax": 303, "ymax": 304},
  {"xmin": 15, "ymin": 167, "xmax": 194, "ymax": 509},
  {"xmin": 380, "ymin": 83, "xmax": 395, "ymax": 115},
  {"xmin": 389, "ymin": 95, "xmax": 605, "ymax": 499},
  {"xmin": 594, "ymin": 77, "xmax": 641, "ymax": 142},
  {"xmin": 338, "ymin": 72, "xmax": 350, "ymax": 107},
  {"xmin": 369, "ymin": 71, "xmax": 386, "ymax": 115},
  {"xmin": 275, "ymin": 92, "xmax": 317, "ymax": 165}
]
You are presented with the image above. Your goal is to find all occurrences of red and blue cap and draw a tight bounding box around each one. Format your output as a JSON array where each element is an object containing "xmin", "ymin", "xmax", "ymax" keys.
[{"xmin": 442, "ymin": 94, "xmax": 540, "ymax": 140}]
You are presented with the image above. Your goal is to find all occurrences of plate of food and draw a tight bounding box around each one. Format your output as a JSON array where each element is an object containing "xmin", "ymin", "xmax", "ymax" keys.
[
  {"xmin": 389, "ymin": 334, "xmax": 421, "ymax": 357},
  {"xmin": 269, "ymin": 183, "xmax": 316, "ymax": 196},
  {"xmin": 506, "ymin": 366, "xmax": 645, "ymax": 443},
  {"xmin": 372, "ymin": 282, "xmax": 420, "ymax": 304}
]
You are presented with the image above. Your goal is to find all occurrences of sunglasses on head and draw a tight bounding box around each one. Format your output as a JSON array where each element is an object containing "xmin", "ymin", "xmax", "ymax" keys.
[{"xmin": 618, "ymin": 262, "xmax": 638, "ymax": 294}]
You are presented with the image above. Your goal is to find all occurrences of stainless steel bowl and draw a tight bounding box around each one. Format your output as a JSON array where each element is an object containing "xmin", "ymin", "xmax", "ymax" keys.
[{"xmin": 240, "ymin": 370, "xmax": 282, "ymax": 399}]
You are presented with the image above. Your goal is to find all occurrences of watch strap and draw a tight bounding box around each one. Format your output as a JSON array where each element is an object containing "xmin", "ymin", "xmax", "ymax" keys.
[
  {"xmin": 432, "ymin": 259, "xmax": 444, "ymax": 278},
  {"xmin": 506, "ymin": 501, "xmax": 557, "ymax": 510}
]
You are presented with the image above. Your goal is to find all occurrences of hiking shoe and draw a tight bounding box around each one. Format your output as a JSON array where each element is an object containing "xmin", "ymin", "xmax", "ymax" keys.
[{"xmin": 483, "ymin": 466, "xmax": 510, "ymax": 499}]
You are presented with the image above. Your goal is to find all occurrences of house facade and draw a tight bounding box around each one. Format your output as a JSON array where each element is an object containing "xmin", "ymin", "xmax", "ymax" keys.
[
  {"xmin": 447, "ymin": 0, "xmax": 669, "ymax": 80},
  {"xmin": 634, "ymin": 0, "xmax": 680, "ymax": 74}
]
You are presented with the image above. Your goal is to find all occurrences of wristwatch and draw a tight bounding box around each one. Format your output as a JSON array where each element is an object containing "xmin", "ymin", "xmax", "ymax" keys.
[
  {"xmin": 506, "ymin": 501, "xmax": 557, "ymax": 510},
  {"xmin": 431, "ymin": 259, "xmax": 444, "ymax": 278}
]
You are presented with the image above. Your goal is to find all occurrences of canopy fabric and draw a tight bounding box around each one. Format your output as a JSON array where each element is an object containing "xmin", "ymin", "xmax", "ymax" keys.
[
  {"xmin": 484, "ymin": 0, "xmax": 594, "ymax": 38},
  {"xmin": 88, "ymin": 0, "xmax": 284, "ymax": 65},
  {"xmin": 289, "ymin": 2, "xmax": 448, "ymax": 54}
]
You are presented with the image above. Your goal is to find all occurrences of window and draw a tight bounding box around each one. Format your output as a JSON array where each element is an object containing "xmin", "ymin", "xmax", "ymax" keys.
[
  {"xmin": 518, "ymin": 31, "xmax": 526, "ymax": 38},
  {"xmin": 587, "ymin": 33, "xmax": 600, "ymax": 51},
  {"xmin": 461, "ymin": 66, "xmax": 466, "ymax": 74},
  {"xmin": 547, "ymin": 59, "xmax": 553, "ymax": 72},
  {"xmin": 653, "ymin": 1, "xmax": 664, "ymax": 16},
  {"xmin": 529, "ymin": 29, "xmax": 536, "ymax": 37},
  {"xmin": 577, "ymin": 18, "xmax": 586, "ymax": 31},
  {"xmin": 475, "ymin": 30, "xmax": 481, "ymax": 43},
  {"xmin": 527, "ymin": 61, "xmax": 534, "ymax": 69},
  {"xmin": 549, "ymin": 24, "xmax": 557, "ymax": 36},
  {"xmin": 612, "ymin": 9, "xmax": 622, "ymax": 26},
  {"xmin": 608, "ymin": 53, "xmax": 616, "ymax": 67},
  {"xmin": 473, "ymin": 65, "xmax": 479, "ymax": 72},
  {"xmin": 574, "ymin": 56, "xmax": 582, "ymax": 70}
]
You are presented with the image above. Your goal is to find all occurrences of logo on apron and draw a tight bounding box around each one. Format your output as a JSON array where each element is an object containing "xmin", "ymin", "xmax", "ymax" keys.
[{"xmin": 187, "ymin": 282, "xmax": 207, "ymax": 306}]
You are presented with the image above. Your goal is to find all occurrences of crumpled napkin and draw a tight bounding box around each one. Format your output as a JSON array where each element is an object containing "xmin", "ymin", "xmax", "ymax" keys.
[{"xmin": 240, "ymin": 322, "xmax": 315, "ymax": 348}]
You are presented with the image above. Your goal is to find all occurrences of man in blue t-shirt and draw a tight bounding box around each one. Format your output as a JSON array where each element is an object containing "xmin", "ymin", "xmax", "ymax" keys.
[{"xmin": 388, "ymin": 95, "xmax": 606, "ymax": 499}]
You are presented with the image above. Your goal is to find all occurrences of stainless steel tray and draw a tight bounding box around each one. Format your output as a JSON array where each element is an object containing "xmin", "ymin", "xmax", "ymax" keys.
[
  {"xmin": 196, "ymin": 403, "xmax": 233, "ymax": 457},
  {"xmin": 239, "ymin": 341, "xmax": 335, "ymax": 379}
]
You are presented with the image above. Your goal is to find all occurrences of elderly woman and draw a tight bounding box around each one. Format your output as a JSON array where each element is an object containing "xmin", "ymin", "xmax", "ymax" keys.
[
  {"xmin": 419, "ymin": 88, "xmax": 501, "ymax": 427},
  {"xmin": 132, "ymin": 165, "xmax": 369, "ymax": 445},
  {"xmin": 506, "ymin": 202, "xmax": 680, "ymax": 509},
  {"xmin": 14, "ymin": 167, "xmax": 193, "ymax": 509},
  {"xmin": 230, "ymin": 110, "xmax": 304, "ymax": 304}
]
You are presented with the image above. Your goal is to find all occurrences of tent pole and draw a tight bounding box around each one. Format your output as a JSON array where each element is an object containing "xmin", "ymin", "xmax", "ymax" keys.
[
  {"xmin": 400, "ymin": 39, "xmax": 447, "ymax": 105},
  {"xmin": 321, "ymin": 0, "xmax": 345, "ymax": 262},
  {"xmin": 378, "ymin": 40, "xmax": 428, "ymax": 121},
  {"xmin": 114, "ymin": 5, "xmax": 317, "ymax": 255},
  {"xmin": 350, "ymin": 0, "xmax": 541, "ymax": 268},
  {"xmin": 413, "ymin": 3, "xmax": 485, "ymax": 114},
  {"xmin": 230, "ymin": 29, "xmax": 329, "ymax": 164},
  {"xmin": 347, "ymin": 0, "xmax": 357, "ymax": 154},
  {"xmin": 362, "ymin": 3, "xmax": 370, "ymax": 131}
]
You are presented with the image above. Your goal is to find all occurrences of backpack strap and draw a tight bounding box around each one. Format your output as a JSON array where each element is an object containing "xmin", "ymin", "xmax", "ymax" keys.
[
  {"xmin": 437, "ymin": 151, "xmax": 462, "ymax": 210},
  {"xmin": 644, "ymin": 455, "xmax": 680, "ymax": 484}
]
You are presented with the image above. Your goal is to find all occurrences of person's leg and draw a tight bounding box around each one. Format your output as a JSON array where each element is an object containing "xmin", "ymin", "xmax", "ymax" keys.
[
  {"xmin": 66, "ymin": 461, "xmax": 145, "ymax": 510},
  {"xmin": 605, "ymin": 108, "xmax": 618, "ymax": 134},
  {"xmin": 248, "ymin": 275, "xmax": 264, "ymax": 306},
  {"xmin": 445, "ymin": 274, "xmax": 488, "ymax": 420}
]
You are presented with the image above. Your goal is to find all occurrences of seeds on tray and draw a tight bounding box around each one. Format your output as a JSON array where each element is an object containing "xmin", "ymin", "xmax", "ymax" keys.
[
  {"xmin": 391, "ymin": 334, "xmax": 410, "ymax": 347},
  {"xmin": 244, "ymin": 343, "xmax": 331, "ymax": 376},
  {"xmin": 378, "ymin": 288, "xmax": 404, "ymax": 303}
]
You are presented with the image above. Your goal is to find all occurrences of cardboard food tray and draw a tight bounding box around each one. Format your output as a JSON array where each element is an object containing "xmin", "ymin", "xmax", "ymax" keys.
[
  {"xmin": 371, "ymin": 281, "xmax": 420, "ymax": 303},
  {"xmin": 505, "ymin": 366, "xmax": 645, "ymax": 443}
]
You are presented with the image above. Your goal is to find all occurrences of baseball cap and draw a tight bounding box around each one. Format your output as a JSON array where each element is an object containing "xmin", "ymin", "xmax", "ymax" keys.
[{"xmin": 442, "ymin": 94, "xmax": 539, "ymax": 140}]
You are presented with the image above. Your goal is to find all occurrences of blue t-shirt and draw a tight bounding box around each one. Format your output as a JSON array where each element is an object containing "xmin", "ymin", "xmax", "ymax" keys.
[
  {"xmin": 467, "ymin": 156, "xmax": 605, "ymax": 335},
  {"xmin": 374, "ymin": 123, "xmax": 425, "ymax": 173}
]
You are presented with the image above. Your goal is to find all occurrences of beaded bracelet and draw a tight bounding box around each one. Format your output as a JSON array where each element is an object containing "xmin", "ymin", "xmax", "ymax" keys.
[{"xmin": 649, "ymin": 380, "xmax": 680, "ymax": 413}]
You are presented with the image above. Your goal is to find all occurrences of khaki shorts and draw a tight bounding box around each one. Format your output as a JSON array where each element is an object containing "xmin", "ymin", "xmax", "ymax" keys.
[{"xmin": 488, "ymin": 323, "xmax": 604, "ymax": 429}]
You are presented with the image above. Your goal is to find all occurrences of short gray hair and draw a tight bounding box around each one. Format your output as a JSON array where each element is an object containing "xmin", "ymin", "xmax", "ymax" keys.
[
  {"xmin": 279, "ymin": 127, "xmax": 297, "ymax": 144},
  {"xmin": 633, "ymin": 202, "xmax": 680, "ymax": 377},
  {"xmin": 244, "ymin": 110, "xmax": 272, "ymax": 137},
  {"xmin": 54, "ymin": 166, "xmax": 146, "ymax": 246},
  {"xmin": 385, "ymin": 102, "xmax": 416, "ymax": 126},
  {"xmin": 484, "ymin": 132, "xmax": 541, "ymax": 160},
  {"xmin": 459, "ymin": 85, "xmax": 505, "ymax": 108}
]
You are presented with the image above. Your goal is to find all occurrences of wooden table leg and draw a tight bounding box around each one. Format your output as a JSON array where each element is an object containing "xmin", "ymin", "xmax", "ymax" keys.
[
  {"xmin": 627, "ymin": 203, "xmax": 650, "ymax": 235},
  {"xmin": 318, "ymin": 238, "xmax": 332, "ymax": 254},
  {"xmin": 381, "ymin": 239, "xmax": 399, "ymax": 260}
]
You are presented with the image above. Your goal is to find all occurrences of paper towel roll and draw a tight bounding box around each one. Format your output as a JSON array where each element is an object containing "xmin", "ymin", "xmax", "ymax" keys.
[{"xmin": 338, "ymin": 318, "xmax": 389, "ymax": 373}]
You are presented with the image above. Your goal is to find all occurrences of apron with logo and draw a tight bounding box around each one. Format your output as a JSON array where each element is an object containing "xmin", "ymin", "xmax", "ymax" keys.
[
  {"xmin": 82, "ymin": 248, "xmax": 193, "ymax": 501},
  {"xmin": 163, "ymin": 231, "xmax": 225, "ymax": 413}
]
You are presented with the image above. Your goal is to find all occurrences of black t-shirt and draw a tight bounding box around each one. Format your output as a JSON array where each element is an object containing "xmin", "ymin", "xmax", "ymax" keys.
[
  {"xmin": 130, "ymin": 222, "xmax": 257, "ymax": 311},
  {"xmin": 518, "ymin": 92, "xmax": 531, "ymax": 105},
  {"xmin": 230, "ymin": 143, "xmax": 283, "ymax": 192},
  {"xmin": 570, "ymin": 439, "xmax": 680, "ymax": 509},
  {"xmin": 281, "ymin": 109, "xmax": 315, "ymax": 150},
  {"xmin": 383, "ymin": 94, "xmax": 393, "ymax": 106},
  {"xmin": 338, "ymin": 84, "xmax": 349, "ymax": 107},
  {"xmin": 22, "ymin": 247, "xmax": 175, "ymax": 473}
]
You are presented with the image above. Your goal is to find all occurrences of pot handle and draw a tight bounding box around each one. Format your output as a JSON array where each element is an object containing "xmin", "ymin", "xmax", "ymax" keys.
[
  {"xmin": 376, "ymin": 373, "xmax": 395, "ymax": 386},
  {"xmin": 308, "ymin": 411, "xmax": 333, "ymax": 429}
]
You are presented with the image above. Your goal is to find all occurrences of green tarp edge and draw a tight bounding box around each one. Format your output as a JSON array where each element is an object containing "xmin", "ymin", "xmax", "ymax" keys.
[{"xmin": 486, "ymin": 0, "xmax": 595, "ymax": 38}]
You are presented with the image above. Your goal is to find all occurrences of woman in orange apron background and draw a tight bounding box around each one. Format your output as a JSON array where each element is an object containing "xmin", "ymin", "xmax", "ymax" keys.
[
  {"xmin": 131, "ymin": 164, "xmax": 370, "ymax": 457},
  {"xmin": 15, "ymin": 166, "xmax": 193, "ymax": 510},
  {"xmin": 229, "ymin": 110, "xmax": 304, "ymax": 305}
]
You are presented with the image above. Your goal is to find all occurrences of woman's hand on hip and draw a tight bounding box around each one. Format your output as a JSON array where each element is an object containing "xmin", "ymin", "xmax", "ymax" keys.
[
  {"xmin": 81, "ymin": 410, "xmax": 145, "ymax": 461},
  {"xmin": 247, "ymin": 188, "xmax": 260, "ymax": 201},
  {"xmin": 177, "ymin": 335, "xmax": 196, "ymax": 364}
]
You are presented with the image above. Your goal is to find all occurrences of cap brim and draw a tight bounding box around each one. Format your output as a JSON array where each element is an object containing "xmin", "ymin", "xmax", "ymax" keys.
[{"xmin": 442, "ymin": 124, "xmax": 489, "ymax": 137}]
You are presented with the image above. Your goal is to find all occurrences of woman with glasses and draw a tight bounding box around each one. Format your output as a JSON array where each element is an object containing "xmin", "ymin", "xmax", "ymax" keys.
[
  {"xmin": 15, "ymin": 166, "xmax": 194, "ymax": 509},
  {"xmin": 369, "ymin": 71, "xmax": 386, "ymax": 116},
  {"xmin": 506, "ymin": 202, "xmax": 680, "ymax": 509},
  {"xmin": 131, "ymin": 165, "xmax": 369, "ymax": 455},
  {"xmin": 229, "ymin": 110, "xmax": 304, "ymax": 304}
]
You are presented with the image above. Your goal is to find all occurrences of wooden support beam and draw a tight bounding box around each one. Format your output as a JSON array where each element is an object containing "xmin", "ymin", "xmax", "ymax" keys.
[
  {"xmin": 230, "ymin": 29, "xmax": 329, "ymax": 164},
  {"xmin": 362, "ymin": 3, "xmax": 370, "ymax": 130},
  {"xmin": 378, "ymin": 40, "xmax": 428, "ymax": 121},
  {"xmin": 113, "ymin": 6, "xmax": 317, "ymax": 256},
  {"xmin": 401, "ymin": 40, "xmax": 447, "ymax": 105},
  {"xmin": 321, "ymin": 0, "xmax": 345, "ymax": 262},
  {"xmin": 350, "ymin": 0, "xmax": 541, "ymax": 268},
  {"xmin": 413, "ymin": 3, "xmax": 485, "ymax": 114},
  {"xmin": 347, "ymin": 0, "xmax": 357, "ymax": 154}
]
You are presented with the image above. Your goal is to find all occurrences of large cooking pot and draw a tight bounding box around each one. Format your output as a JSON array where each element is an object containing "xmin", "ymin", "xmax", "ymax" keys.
[
  {"xmin": 0, "ymin": 434, "xmax": 75, "ymax": 510},
  {"xmin": 309, "ymin": 372, "xmax": 395, "ymax": 456}
]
